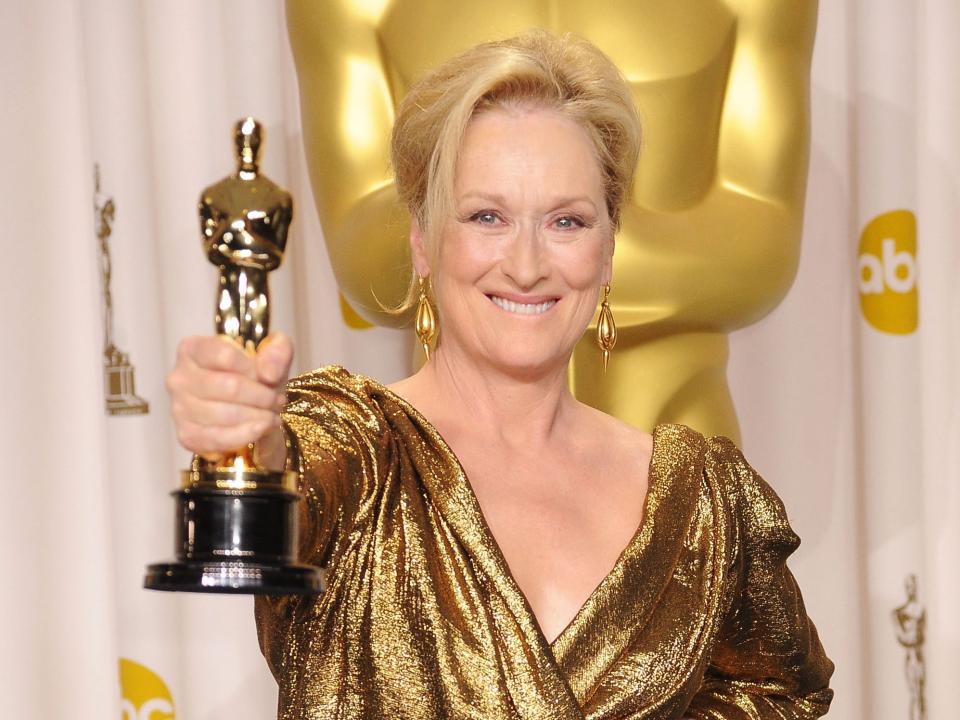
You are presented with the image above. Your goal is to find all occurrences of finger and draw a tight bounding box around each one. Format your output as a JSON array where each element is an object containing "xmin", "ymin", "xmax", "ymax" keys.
[
  {"xmin": 178, "ymin": 335, "xmax": 257, "ymax": 379},
  {"xmin": 171, "ymin": 395, "xmax": 278, "ymax": 430},
  {"xmin": 169, "ymin": 366, "xmax": 280, "ymax": 409},
  {"xmin": 176, "ymin": 418, "xmax": 279, "ymax": 456},
  {"xmin": 256, "ymin": 332, "xmax": 294, "ymax": 387}
]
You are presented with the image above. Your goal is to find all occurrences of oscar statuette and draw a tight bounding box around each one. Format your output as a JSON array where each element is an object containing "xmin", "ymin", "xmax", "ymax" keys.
[{"xmin": 144, "ymin": 118, "xmax": 324, "ymax": 594}]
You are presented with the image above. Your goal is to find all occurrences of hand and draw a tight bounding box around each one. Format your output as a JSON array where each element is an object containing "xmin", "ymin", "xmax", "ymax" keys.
[{"xmin": 166, "ymin": 332, "xmax": 294, "ymax": 472}]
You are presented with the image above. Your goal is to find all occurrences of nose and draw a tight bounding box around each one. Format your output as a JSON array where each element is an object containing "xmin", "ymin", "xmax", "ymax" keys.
[{"xmin": 500, "ymin": 223, "xmax": 547, "ymax": 290}]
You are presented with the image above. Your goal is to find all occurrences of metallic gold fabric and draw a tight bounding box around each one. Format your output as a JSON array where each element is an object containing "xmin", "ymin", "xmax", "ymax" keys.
[{"xmin": 255, "ymin": 367, "xmax": 834, "ymax": 719}]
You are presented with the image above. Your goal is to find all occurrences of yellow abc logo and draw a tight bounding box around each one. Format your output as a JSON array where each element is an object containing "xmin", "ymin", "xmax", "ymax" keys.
[
  {"xmin": 119, "ymin": 658, "xmax": 175, "ymax": 720},
  {"xmin": 858, "ymin": 209, "xmax": 918, "ymax": 334}
]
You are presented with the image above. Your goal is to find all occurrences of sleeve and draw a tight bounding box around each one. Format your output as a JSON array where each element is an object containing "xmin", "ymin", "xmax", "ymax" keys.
[
  {"xmin": 253, "ymin": 367, "xmax": 384, "ymax": 681},
  {"xmin": 684, "ymin": 438, "xmax": 834, "ymax": 719}
]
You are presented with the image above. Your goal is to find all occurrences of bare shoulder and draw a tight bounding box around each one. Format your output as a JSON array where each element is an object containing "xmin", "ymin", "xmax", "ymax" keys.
[
  {"xmin": 385, "ymin": 374, "xmax": 417, "ymax": 398},
  {"xmin": 384, "ymin": 371, "xmax": 453, "ymax": 434},
  {"xmin": 572, "ymin": 401, "xmax": 654, "ymax": 471},
  {"xmin": 385, "ymin": 372, "xmax": 432, "ymax": 414}
]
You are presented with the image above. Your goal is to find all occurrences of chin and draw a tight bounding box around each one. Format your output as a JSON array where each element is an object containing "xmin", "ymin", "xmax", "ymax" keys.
[{"xmin": 482, "ymin": 344, "xmax": 571, "ymax": 379}]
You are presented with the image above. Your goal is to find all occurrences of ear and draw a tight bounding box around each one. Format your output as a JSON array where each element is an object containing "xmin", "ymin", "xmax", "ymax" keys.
[
  {"xmin": 409, "ymin": 215, "xmax": 431, "ymax": 278},
  {"xmin": 600, "ymin": 232, "xmax": 615, "ymax": 286}
]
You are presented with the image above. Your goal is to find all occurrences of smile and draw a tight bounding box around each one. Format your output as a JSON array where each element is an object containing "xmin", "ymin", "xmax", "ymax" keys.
[{"xmin": 488, "ymin": 295, "xmax": 557, "ymax": 315}]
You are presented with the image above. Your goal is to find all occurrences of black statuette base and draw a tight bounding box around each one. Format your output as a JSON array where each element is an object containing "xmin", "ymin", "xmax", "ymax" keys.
[
  {"xmin": 144, "ymin": 478, "xmax": 324, "ymax": 595},
  {"xmin": 144, "ymin": 559, "xmax": 323, "ymax": 595}
]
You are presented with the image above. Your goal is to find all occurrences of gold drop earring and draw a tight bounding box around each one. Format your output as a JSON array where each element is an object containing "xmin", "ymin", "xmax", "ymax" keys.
[
  {"xmin": 596, "ymin": 283, "xmax": 616, "ymax": 371},
  {"xmin": 415, "ymin": 276, "xmax": 438, "ymax": 360}
]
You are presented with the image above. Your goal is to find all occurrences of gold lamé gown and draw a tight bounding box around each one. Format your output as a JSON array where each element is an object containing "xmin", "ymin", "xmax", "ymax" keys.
[{"xmin": 255, "ymin": 367, "xmax": 834, "ymax": 719}]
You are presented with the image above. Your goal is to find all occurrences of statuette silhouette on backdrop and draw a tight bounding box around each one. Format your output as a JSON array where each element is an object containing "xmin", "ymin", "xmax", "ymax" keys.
[
  {"xmin": 94, "ymin": 164, "xmax": 149, "ymax": 416},
  {"xmin": 892, "ymin": 574, "xmax": 927, "ymax": 720}
]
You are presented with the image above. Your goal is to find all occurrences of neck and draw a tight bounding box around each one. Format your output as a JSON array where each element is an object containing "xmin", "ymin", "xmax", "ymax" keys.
[{"xmin": 415, "ymin": 340, "xmax": 576, "ymax": 451}]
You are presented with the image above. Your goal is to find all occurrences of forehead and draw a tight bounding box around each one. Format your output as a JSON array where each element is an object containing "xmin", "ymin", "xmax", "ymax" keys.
[{"xmin": 454, "ymin": 107, "xmax": 604, "ymax": 201}]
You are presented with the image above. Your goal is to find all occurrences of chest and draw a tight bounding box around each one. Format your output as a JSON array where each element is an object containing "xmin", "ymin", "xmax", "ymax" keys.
[{"xmin": 455, "ymin": 447, "xmax": 649, "ymax": 643}]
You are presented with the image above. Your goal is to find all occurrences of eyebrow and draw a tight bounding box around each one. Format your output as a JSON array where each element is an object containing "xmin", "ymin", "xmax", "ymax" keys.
[{"xmin": 456, "ymin": 191, "xmax": 598, "ymax": 211}]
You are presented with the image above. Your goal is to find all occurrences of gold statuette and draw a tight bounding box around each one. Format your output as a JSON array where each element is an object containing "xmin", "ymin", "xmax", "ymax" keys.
[{"xmin": 145, "ymin": 118, "xmax": 324, "ymax": 595}]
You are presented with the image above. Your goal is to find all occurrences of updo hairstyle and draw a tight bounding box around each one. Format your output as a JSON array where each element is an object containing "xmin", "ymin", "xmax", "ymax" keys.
[{"xmin": 389, "ymin": 30, "xmax": 641, "ymax": 312}]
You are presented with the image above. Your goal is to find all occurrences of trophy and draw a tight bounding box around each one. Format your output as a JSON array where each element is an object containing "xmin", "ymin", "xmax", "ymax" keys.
[{"xmin": 144, "ymin": 118, "xmax": 324, "ymax": 594}]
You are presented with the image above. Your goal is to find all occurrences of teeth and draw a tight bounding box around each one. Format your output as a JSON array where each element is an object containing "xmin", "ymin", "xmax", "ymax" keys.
[{"xmin": 489, "ymin": 295, "xmax": 557, "ymax": 315}]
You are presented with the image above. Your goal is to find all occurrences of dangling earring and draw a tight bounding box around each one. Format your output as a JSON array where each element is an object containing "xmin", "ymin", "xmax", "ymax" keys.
[
  {"xmin": 415, "ymin": 276, "xmax": 438, "ymax": 360},
  {"xmin": 596, "ymin": 283, "xmax": 616, "ymax": 372}
]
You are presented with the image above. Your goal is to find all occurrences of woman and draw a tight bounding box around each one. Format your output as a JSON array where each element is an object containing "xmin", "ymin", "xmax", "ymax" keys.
[{"xmin": 168, "ymin": 31, "xmax": 833, "ymax": 719}]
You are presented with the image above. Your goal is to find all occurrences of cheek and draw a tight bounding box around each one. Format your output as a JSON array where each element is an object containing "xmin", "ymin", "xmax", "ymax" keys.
[
  {"xmin": 552, "ymin": 240, "xmax": 608, "ymax": 290},
  {"xmin": 431, "ymin": 232, "xmax": 501, "ymax": 324},
  {"xmin": 436, "ymin": 228, "xmax": 501, "ymax": 283},
  {"xmin": 439, "ymin": 226, "xmax": 490, "ymax": 277}
]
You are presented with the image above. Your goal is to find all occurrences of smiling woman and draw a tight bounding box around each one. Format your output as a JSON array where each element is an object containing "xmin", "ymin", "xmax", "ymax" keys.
[
  {"xmin": 165, "ymin": 29, "xmax": 833, "ymax": 720},
  {"xmin": 407, "ymin": 107, "xmax": 612, "ymax": 378},
  {"xmin": 390, "ymin": 31, "xmax": 639, "ymax": 319}
]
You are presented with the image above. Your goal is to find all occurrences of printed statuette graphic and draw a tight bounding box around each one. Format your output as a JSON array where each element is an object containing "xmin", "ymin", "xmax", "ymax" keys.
[
  {"xmin": 94, "ymin": 165, "xmax": 149, "ymax": 416},
  {"xmin": 892, "ymin": 574, "xmax": 927, "ymax": 720}
]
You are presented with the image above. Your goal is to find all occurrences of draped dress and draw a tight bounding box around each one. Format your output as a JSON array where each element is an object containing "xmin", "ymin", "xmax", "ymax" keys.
[{"xmin": 255, "ymin": 366, "xmax": 834, "ymax": 719}]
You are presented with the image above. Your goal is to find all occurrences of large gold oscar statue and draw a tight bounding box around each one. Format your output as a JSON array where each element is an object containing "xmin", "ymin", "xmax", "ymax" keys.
[{"xmin": 286, "ymin": 0, "xmax": 818, "ymax": 442}]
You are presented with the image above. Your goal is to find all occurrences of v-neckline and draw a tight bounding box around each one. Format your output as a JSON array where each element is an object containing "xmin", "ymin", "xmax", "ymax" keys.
[{"xmin": 375, "ymin": 378, "xmax": 662, "ymax": 652}]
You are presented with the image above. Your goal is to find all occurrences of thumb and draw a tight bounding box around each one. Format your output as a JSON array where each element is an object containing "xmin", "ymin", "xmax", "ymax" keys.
[{"xmin": 256, "ymin": 332, "xmax": 294, "ymax": 387}]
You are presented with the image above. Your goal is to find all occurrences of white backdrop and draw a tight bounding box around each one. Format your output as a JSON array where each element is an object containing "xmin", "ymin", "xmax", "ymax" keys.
[{"xmin": 1, "ymin": 1, "xmax": 957, "ymax": 719}]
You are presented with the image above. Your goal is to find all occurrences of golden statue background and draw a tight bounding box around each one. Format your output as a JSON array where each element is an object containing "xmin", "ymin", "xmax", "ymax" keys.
[{"xmin": 285, "ymin": 0, "xmax": 818, "ymax": 442}]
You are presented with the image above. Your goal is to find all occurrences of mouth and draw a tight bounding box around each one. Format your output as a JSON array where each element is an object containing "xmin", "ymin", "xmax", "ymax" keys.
[{"xmin": 487, "ymin": 294, "xmax": 558, "ymax": 316}]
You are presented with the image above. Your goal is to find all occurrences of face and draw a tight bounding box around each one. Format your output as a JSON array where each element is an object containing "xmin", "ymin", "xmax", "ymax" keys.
[{"xmin": 412, "ymin": 106, "xmax": 613, "ymax": 378}]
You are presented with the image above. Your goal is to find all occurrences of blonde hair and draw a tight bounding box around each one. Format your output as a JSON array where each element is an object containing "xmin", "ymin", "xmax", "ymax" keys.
[{"xmin": 390, "ymin": 29, "xmax": 641, "ymax": 313}]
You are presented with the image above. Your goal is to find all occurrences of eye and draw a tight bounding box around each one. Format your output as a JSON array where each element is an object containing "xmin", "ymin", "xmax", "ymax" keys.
[
  {"xmin": 553, "ymin": 215, "xmax": 586, "ymax": 230},
  {"xmin": 469, "ymin": 210, "xmax": 502, "ymax": 226}
]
